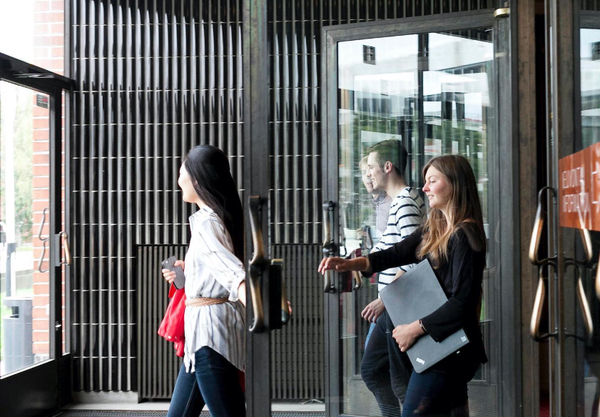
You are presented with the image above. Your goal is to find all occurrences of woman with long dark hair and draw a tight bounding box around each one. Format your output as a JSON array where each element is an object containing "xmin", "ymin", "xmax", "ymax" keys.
[
  {"xmin": 319, "ymin": 155, "xmax": 487, "ymax": 416},
  {"xmin": 162, "ymin": 144, "xmax": 246, "ymax": 417}
]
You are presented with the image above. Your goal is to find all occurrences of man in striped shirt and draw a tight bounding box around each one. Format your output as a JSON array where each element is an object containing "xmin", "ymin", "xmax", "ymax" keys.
[{"xmin": 360, "ymin": 139, "xmax": 426, "ymax": 417}]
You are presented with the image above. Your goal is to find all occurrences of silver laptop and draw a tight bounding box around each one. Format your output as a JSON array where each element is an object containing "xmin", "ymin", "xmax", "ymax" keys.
[{"xmin": 379, "ymin": 259, "xmax": 469, "ymax": 373}]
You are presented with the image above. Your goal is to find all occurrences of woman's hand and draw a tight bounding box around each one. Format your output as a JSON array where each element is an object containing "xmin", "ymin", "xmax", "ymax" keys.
[
  {"xmin": 237, "ymin": 281, "xmax": 246, "ymax": 306},
  {"xmin": 392, "ymin": 320, "xmax": 425, "ymax": 353},
  {"xmin": 318, "ymin": 256, "xmax": 369, "ymax": 274},
  {"xmin": 361, "ymin": 298, "xmax": 385, "ymax": 323},
  {"xmin": 162, "ymin": 260, "xmax": 185, "ymax": 285}
]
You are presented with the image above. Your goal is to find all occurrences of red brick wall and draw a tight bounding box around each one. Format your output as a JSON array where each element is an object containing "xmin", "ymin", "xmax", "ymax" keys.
[
  {"xmin": 31, "ymin": 0, "xmax": 64, "ymax": 357},
  {"xmin": 33, "ymin": 0, "xmax": 64, "ymax": 75}
]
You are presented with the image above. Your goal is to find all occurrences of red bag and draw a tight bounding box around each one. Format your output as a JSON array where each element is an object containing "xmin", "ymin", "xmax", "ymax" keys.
[{"xmin": 158, "ymin": 284, "xmax": 186, "ymax": 357}]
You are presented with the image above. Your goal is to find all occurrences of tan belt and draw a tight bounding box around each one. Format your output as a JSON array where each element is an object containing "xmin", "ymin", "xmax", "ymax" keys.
[{"xmin": 185, "ymin": 297, "xmax": 229, "ymax": 307}]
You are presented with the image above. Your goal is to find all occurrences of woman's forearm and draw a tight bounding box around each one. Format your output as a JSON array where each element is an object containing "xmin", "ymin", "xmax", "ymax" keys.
[{"xmin": 355, "ymin": 256, "xmax": 371, "ymax": 272}]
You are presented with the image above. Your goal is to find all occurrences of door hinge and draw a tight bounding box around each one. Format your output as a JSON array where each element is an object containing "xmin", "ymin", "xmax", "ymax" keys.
[{"xmin": 494, "ymin": 7, "xmax": 510, "ymax": 18}]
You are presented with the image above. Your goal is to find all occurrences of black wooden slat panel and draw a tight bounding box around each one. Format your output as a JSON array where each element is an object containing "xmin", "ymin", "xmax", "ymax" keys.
[
  {"xmin": 136, "ymin": 245, "xmax": 187, "ymax": 400},
  {"xmin": 271, "ymin": 244, "xmax": 324, "ymax": 400},
  {"xmin": 71, "ymin": 0, "xmax": 243, "ymax": 392},
  {"xmin": 582, "ymin": 0, "xmax": 600, "ymax": 10}
]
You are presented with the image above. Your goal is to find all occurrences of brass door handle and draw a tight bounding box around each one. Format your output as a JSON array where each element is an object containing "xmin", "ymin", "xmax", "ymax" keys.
[
  {"xmin": 322, "ymin": 201, "xmax": 336, "ymax": 293},
  {"xmin": 248, "ymin": 196, "xmax": 265, "ymax": 333},
  {"xmin": 353, "ymin": 271, "xmax": 362, "ymax": 290},
  {"xmin": 529, "ymin": 187, "xmax": 555, "ymax": 266},
  {"xmin": 58, "ymin": 231, "xmax": 71, "ymax": 266},
  {"xmin": 530, "ymin": 268, "xmax": 551, "ymax": 341},
  {"xmin": 363, "ymin": 226, "xmax": 373, "ymax": 251},
  {"xmin": 272, "ymin": 259, "xmax": 291, "ymax": 326},
  {"xmin": 528, "ymin": 186, "xmax": 594, "ymax": 341},
  {"xmin": 323, "ymin": 270, "xmax": 334, "ymax": 294},
  {"xmin": 576, "ymin": 271, "xmax": 594, "ymax": 340},
  {"xmin": 564, "ymin": 262, "xmax": 594, "ymax": 341},
  {"xmin": 578, "ymin": 228, "xmax": 593, "ymax": 265},
  {"xmin": 528, "ymin": 187, "xmax": 557, "ymax": 342},
  {"xmin": 572, "ymin": 228, "xmax": 593, "ymax": 339},
  {"xmin": 596, "ymin": 257, "xmax": 600, "ymax": 300}
]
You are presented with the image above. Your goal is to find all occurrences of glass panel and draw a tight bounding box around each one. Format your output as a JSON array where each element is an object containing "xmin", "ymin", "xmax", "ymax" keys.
[
  {"xmin": 0, "ymin": 81, "xmax": 52, "ymax": 375},
  {"xmin": 0, "ymin": 0, "xmax": 65, "ymax": 75},
  {"xmin": 581, "ymin": 29, "xmax": 600, "ymax": 149},
  {"xmin": 578, "ymin": 26, "xmax": 600, "ymax": 417},
  {"xmin": 337, "ymin": 28, "xmax": 494, "ymax": 416},
  {"xmin": 61, "ymin": 90, "xmax": 68, "ymax": 354}
]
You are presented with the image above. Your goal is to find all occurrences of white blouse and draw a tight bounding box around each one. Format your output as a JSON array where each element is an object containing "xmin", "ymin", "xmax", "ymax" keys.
[{"xmin": 183, "ymin": 206, "xmax": 246, "ymax": 373}]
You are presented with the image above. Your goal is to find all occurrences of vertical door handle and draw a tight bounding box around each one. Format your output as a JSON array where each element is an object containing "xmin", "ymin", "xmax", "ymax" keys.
[
  {"xmin": 37, "ymin": 208, "xmax": 49, "ymax": 273},
  {"xmin": 322, "ymin": 201, "xmax": 336, "ymax": 293},
  {"xmin": 352, "ymin": 271, "xmax": 362, "ymax": 291},
  {"xmin": 530, "ymin": 268, "xmax": 553, "ymax": 341},
  {"xmin": 565, "ymin": 259, "xmax": 594, "ymax": 339},
  {"xmin": 529, "ymin": 187, "xmax": 555, "ymax": 266},
  {"xmin": 57, "ymin": 231, "xmax": 71, "ymax": 266},
  {"xmin": 563, "ymin": 262, "xmax": 594, "ymax": 341},
  {"xmin": 248, "ymin": 196, "xmax": 266, "ymax": 333},
  {"xmin": 595, "ymin": 258, "xmax": 600, "ymax": 301},
  {"xmin": 578, "ymin": 228, "xmax": 593, "ymax": 264},
  {"xmin": 568, "ymin": 229, "xmax": 593, "ymax": 340},
  {"xmin": 528, "ymin": 187, "xmax": 557, "ymax": 342},
  {"xmin": 362, "ymin": 226, "xmax": 373, "ymax": 251},
  {"xmin": 272, "ymin": 259, "xmax": 291, "ymax": 326},
  {"xmin": 576, "ymin": 269, "xmax": 594, "ymax": 340}
]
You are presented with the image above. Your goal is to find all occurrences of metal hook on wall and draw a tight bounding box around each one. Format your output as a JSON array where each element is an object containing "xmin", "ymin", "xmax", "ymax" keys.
[{"xmin": 37, "ymin": 208, "xmax": 49, "ymax": 273}]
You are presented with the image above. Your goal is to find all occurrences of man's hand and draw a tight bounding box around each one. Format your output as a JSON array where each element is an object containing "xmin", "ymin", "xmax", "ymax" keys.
[{"xmin": 361, "ymin": 298, "xmax": 385, "ymax": 323}]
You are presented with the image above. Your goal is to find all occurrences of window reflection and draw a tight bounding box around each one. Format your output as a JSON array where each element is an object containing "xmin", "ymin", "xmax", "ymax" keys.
[
  {"xmin": 579, "ymin": 27, "xmax": 600, "ymax": 417},
  {"xmin": 581, "ymin": 29, "xmax": 600, "ymax": 148},
  {"xmin": 337, "ymin": 29, "xmax": 493, "ymax": 415},
  {"xmin": 0, "ymin": 0, "xmax": 65, "ymax": 75}
]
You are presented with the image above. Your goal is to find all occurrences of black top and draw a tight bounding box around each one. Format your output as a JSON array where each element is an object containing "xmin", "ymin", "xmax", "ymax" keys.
[{"xmin": 368, "ymin": 222, "xmax": 488, "ymax": 365}]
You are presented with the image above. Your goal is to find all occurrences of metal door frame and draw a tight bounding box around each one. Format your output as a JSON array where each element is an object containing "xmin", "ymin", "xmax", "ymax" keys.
[
  {"xmin": 0, "ymin": 52, "xmax": 73, "ymax": 417},
  {"xmin": 321, "ymin": 9, "xmax": 521, "ymax": 417},
  {"xmin": 243, "ymin": 0, "xmax": 274, "ymax": 416}
]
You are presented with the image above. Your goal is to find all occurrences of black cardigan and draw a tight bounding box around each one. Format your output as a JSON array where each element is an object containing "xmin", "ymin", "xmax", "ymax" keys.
[{"xmin": 367, "ymin": 223, "xmax": 488, "ymax": 365}]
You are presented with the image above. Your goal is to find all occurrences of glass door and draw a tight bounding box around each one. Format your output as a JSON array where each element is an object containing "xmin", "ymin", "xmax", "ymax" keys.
[
  {"xmin": 0, "ymin": 55, "xmax": 70, "ymax": 417},
  {"xmin": 537, "ymin": 3, "xmax": 600, "ymax": 416},
  {"xmin": 579, "ymin": 20, "xmax": 600, "ymax": 417},
  {"xmin": 322, "ymin": 10, "xmax": 514, "ymax": 417}
]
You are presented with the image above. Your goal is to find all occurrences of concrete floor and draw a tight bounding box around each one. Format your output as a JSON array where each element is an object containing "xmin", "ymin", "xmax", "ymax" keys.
[{"xmin": 64, "ymin": 392, "xmax": 325, "ymax": 413}]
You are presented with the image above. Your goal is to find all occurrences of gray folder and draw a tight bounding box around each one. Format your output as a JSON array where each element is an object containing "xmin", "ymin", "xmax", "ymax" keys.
[{"xmin": 379, "ymin": 259, "xmax": 469, "ymax": 373}]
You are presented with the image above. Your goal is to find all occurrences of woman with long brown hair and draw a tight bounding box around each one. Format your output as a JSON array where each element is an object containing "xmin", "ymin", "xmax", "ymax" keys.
[{"xmin": 319, "ymin": 155, "xmax": 487, "ymax": 416}]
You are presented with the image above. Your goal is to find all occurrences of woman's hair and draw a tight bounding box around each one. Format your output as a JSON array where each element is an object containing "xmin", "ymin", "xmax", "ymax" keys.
[
  {"xmin": 183, "ymin": 145, "xmax": 244, "ymax": 262},
  {"xmin": 418, "ymin": 155, "xmax": 486, "ymax": 267}
]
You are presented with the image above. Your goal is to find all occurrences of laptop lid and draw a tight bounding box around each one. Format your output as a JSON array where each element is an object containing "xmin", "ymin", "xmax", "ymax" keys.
[{"xmin": 379, "ymin": 259, "xmax": 469, "ymax": 373}]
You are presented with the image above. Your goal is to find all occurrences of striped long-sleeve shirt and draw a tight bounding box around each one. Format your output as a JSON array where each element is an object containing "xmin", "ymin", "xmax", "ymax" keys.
[
  {"xmin": 183, "ymin": 207, "xmax": 246, "ymax": 373},
  {"xmin": 372, "ymin": 187, "xmax": 426, "ymax": 292}
]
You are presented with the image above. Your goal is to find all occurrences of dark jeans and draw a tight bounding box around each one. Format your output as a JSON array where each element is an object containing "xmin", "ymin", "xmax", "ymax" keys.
[
  {"xmin": 361, "ymin": 311, "xmax": 412, "ymax": 417},
  {"xmin": 401, "ymin": 348, "xmax": 479, "ymax": 417},
  {"xmin": 167, "ymin": 347, "xmax": 246, "ymax": 417}
]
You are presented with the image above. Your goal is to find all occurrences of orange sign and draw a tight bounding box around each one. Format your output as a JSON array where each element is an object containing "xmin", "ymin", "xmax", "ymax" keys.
[{"xmin": 559, "ymin": 141, "xmax": 600, "ymax": 230}]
